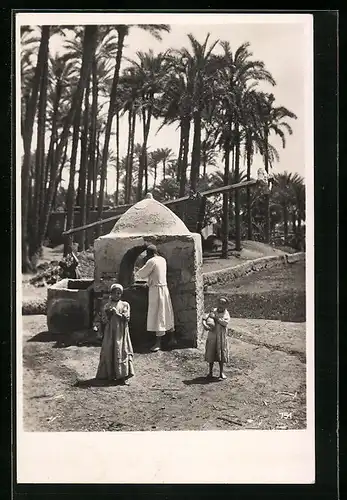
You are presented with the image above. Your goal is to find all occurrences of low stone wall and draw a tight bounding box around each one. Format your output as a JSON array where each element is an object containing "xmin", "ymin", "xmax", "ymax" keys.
[
  {"xmin": 203, "ymin": 252, "xmax": 305, "ymax": 287},
  {"xmin": 204, "ymin": 289, "xmax": 306, "ymax": 323},
  {"xmin": 22, "ymin": 252, "xmax": 305, "ymax": 317},
  {"xmin": 22, "ymin": 297, "xmax": 47, "ymax": 315}
]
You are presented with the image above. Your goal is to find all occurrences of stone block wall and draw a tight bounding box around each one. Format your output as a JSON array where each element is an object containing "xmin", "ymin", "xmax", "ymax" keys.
[
  {"xmin": 46, "ymin": 278, "xmax": 94, "ymax": 333},
  {"xmin": 153, "ymin": 234, "xmax": 203, "ymax": 348}
]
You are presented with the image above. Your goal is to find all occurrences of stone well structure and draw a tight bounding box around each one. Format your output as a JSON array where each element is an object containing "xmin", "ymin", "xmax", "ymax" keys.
[
  {"xmin": 94, "ymin": 193, "xmax": 204, "ymax": 347},
  {"xmin": 47, "ymin": 278, "xmax": 94, "ymax": 333}
]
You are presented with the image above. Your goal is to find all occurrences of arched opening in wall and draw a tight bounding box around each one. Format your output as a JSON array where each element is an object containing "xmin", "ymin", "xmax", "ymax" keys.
[
  {"xmin": 118, "ymin": 244, "xmax": 148, "ymax": 288},
  {"xmin": 118, "ymin": 244, "xmax": 152, "ymax": 350}
]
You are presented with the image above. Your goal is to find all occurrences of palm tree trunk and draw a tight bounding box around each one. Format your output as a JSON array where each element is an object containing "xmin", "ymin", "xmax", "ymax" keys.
[
  {"xmin": 190, "ymin": 110, "xmax": 201, "ymax": 192},
  {"xmin": 42, "ymin": 26, "xmax": 98, "ymax": 254},
  {"xmin": 31, "ymin": 35, "xmax": 49, "ymax": 258},
  {"xmin": 283, "ymin": 204, "xmax": 288, "ymax": 245},
  {"xmin": 44, "ymin": 76, "xmax": 62, "ymax": 205},
  {"xmin": 129, "ymin": 110, "xmax": 137, "ymax": 201},
  {"xmin": 21, "ymin": 25, "xmax": 50, "ymax": 272},
  {"xmin": 115, "ymin": 110, "xmax": 120, "ymax": 205},
  {"xmin": 88, "ymin": 57, "xmax": 98, "ymax": 213},
  {"xmin": 153, "ymin": 163, "xmax": 157, "ymax": 189},
  {"xmin": 77, "ymin": 73, "xmax": 91, "ymax": 251},
  {"xmin": 137, "ymin": 106, "xmax": 152, "ymax": 201},
  {"xmin": 64, "ymin": 92, "xmax": 84, "ymax": 255},
  {"xmin": 234, "ymin": 123, "xmax": 241, "ymax": 251},
  {"xmin": 221, "ymin": 140, "xmax": 231, "ymax": 259},
  {"xmin": 246, "ymin": 133, "xmax": 253, "ymax": 240},
  {"xmin": 203, "ymin": 150, "xmax": 207, "ymax": 178},
  {"xmin": 144, "ymin": 151, "xmax": 148, "ymax": 195},
  {"xmin": 176, "ymin": 124, "xmax": 184, "ymax": 183},
  {"xmin": 93, "ymin": 130, "xmax": 100, "ymax": 209},
  {"xmin": 124, "ymin": 109, "xmax": 132, "ymax": 204},
  {"xmin": 85, "ymin": 56, "xmax": 98, "ymax": 248},
  {"xmin": 264, "ymin": 129, "xmax": 271, "ymax": 244},
  {"xmin": 126, "ymin": 109, "xmax": 136, "ymax": 204},
  {"xmin": 221, "ymin": 118, "xmax": 232, "ymax": 259},
  {"xmin": 52, "ymin": 139, "xmax": 69, "ymax": 210},
  {"xmin": 96, "ymin": 26, "xmax": 126, "ymax": 236},
  {"xmin": 231, "ymin": 143, "xmax": 235, "ymax": 173},
  {"xmin": 292, "ymin": 212, "xmax": 297, "ymax": 235},
  {"xmin": 63, "ymin": 26, "xmax": 98, "ymax": 255},
  {"xmin": 179, "ymin": 117, "xmax": 190, "ymax": 197},
  {"xmin": 85, "ymin": 142, "xmax": 94, "ymax": 249}
]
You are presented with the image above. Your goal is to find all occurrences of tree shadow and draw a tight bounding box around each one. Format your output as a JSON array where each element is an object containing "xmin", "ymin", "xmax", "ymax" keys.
[
  {"xmin": 74, "ymin": 378, "xmax": 122, "ymax": 388},
  {"xmin": 182, "ymin": 376, "xmax": 221, "ymax": 386}
]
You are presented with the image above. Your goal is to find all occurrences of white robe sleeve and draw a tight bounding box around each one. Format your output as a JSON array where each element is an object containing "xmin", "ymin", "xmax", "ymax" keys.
[
  {"xmin": 217, "ymin": 310, "xmax": 230, "ymax": 327},
  {"xmin": 122, "ymin": 301, "xmax": 130, "ymax": 321},
  {"xmin": 137, "ymin": 259, "xmax": 155, "ymax": 279}
]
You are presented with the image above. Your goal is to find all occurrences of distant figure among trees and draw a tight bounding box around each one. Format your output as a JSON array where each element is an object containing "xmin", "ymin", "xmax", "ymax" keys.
[{"xmin": 58, "ymin": 252, "xmax": 81, "ymax": 279}]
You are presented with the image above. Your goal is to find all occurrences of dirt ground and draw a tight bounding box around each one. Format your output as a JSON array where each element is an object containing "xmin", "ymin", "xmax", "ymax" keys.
[
  {"xmin": 22, "ymin": 314, "xmax": 306, "ymax": 432},
  {"xmin": 20, "ymin": 241, "xmax": 306, "ymax": 432}
]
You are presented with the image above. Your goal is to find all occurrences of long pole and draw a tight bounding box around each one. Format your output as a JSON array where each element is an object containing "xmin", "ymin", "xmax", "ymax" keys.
[{"xmin": 62, "ymin": 180, "xmax": 258, "ymax": 238}]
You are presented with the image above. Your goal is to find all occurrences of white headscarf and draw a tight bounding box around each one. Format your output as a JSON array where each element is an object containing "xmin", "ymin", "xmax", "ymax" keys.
[{"xmin": 110, "ymin": 283, "xmax": 123, "ymax": 293}]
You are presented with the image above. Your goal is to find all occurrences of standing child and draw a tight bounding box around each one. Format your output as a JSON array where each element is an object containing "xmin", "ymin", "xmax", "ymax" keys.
[
  {"xmin": 202, "ymin": 297, "xmax": 230, "ymax": 380},
  {"xmin": 96, "ymin": 284, "xmax": 134, "ymax": 385}
]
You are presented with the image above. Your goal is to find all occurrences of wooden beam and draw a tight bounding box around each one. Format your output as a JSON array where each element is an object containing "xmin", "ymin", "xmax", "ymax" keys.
[
  {"xmin": 62, "ymin": 179, "xmax": 258, "ymax": 237},
  {"xmin": 200, "ymin": 179, "xmax": 257, "ymax": 197},
  {"xmin": 62, "ymin": 214, "xmax": 123, "ymax": 236}
]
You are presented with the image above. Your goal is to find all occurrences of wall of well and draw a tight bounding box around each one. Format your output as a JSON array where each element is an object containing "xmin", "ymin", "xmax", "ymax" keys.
[{"xmin": 94, "ymin": 233, "xmax": 204, "ymax": 347}]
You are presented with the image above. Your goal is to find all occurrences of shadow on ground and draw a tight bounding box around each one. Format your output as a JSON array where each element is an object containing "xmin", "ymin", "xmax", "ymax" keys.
[
  {"xmin": 183, "ymin": 376, "xmax": 222, "ymax": 385},
  {"xmin": 74, "ymin": 378, "xmax": 124, "ymax": 388},
  {"xmin": 28, "ymin": 330, "xmax": 102, "ymax": 348},
  {"xmin": 27, "ymin": 330, "xmax": 177, "ymax": 354}
]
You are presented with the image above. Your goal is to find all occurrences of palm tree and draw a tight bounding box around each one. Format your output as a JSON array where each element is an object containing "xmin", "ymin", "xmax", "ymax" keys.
[
  {"xmin": 75, "ymin": 73, "xmax": 91, "ymax": 251},
  {"xmin": 148, "ymin": 150, "xmax": 160, "ymax": 189},
  {"xmin": 153, "ymin": 147, "xmax": 174, "ymax": 181},
  {"xmin": 292, "ymin": 178, "xmax": 305, "ymax": 233},
  {"xmin": 156, "ymin": 59, "xmax": 192, "ymax": 196},
  {"xmin": 255, "ymin": 92, "xmax": 297, "ymax": 243},
  {"xmin": 63, "ymin": 25, "xmax": 99, "ymax": 255},
  {"xmin": 272, "ymin": 172, "xmax": 305, "ymax": 247},
  {"xmin": 20, "ymin": 28, "xmax": 40, "ymax": 141},
  {"xmin": 40, "ymin": 26, "xmax": 99, "ymax": 255},
  {"xmin": 124, "ymin": 50, "xmax": 171, "ymax": 200},
  {"xmin": 21, "ymin": 25, "xmax": 50, "ymax": 271},
  {"xmin": 119, "ymin": 70, "xmax": 139, "ymax": 204},
  {"xmin": 272, "ymin": 171, "xmax": 294, "ymax": 244},
  {"xmin": 177, "ymin": 34, "xmax": 219, "ymax": 192},
  {"xmin": 201, "ymin": 136, "xmax": 218, "ymax": 177},
  {"xmin": 215, "ymin": 42, "xmax": 276, "ymax": 255},
  {"xmin": 30, "ymin": 27, "xmax": 50, "ymax": 258},
  {"xmin": 96, "ymin": 24, "xmax": 170, "ymax": 233}
]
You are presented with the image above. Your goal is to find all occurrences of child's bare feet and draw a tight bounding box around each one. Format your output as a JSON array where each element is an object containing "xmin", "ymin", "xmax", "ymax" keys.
[{"xmin": 219, "ymin": 373, "xmax": 227, "ymax": 380}]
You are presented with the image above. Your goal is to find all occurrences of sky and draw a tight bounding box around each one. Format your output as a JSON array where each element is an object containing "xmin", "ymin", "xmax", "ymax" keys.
[{"xmin": 19, "ymin": 14, "xmax": 313, "ymax": 193}]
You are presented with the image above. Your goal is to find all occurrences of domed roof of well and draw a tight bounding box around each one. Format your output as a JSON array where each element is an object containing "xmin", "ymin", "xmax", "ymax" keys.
[{"xmin": 111, "ymin": 193, "xmax": 191, "ymax": 236}]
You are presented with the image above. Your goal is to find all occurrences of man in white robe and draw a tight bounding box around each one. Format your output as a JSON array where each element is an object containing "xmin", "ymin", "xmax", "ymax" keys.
[{"xmin": 136, "ymin": 244, "xmax": 175, "ymax": 352}]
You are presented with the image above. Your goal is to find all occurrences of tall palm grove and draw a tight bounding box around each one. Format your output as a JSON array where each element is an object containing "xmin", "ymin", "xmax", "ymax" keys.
[{"xmin": 20, "ymin": 24, "xmax": 305, "ymax": 272}]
